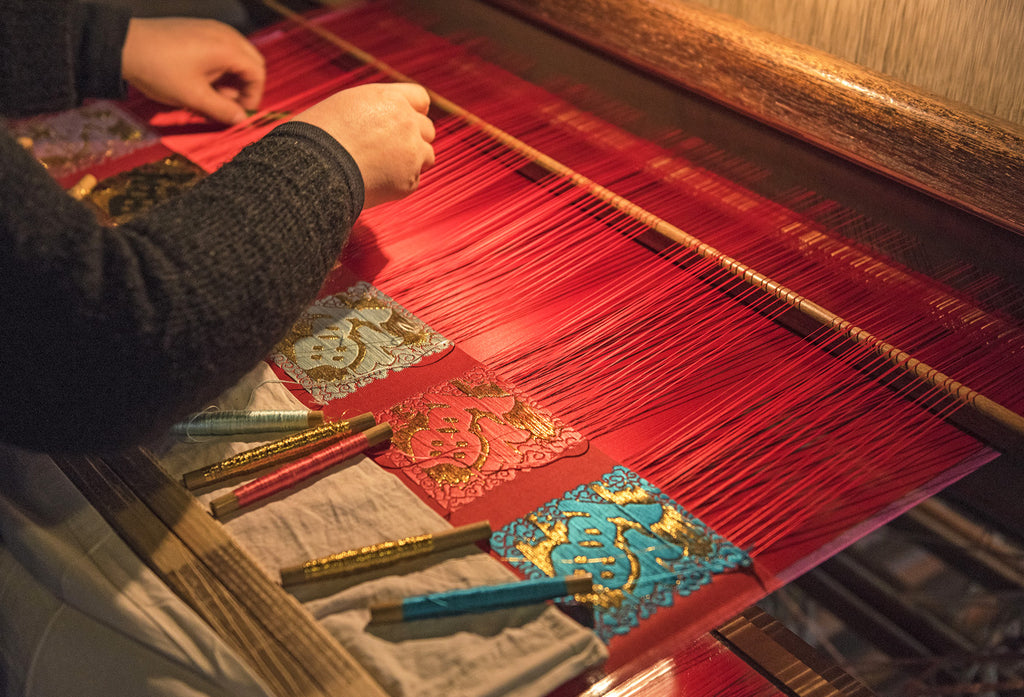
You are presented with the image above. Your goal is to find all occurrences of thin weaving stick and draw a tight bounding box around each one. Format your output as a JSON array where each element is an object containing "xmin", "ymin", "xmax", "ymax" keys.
[
  {"xmin": 53, "ymin": 450, "xmax": 391, "ymax": 697},
  {"xmin": 261, "ymin": 0, "xmax": 1024, "ymax": 455}
]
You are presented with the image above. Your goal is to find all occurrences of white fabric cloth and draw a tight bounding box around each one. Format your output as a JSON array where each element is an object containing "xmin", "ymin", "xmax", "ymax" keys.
[
  {"xmin": 0, "ymin": 448, "xmax": 272, "ymax": 697},
  {"xmin": 0, "ymin": 364, "xmax": 607, "ymax": 697}
]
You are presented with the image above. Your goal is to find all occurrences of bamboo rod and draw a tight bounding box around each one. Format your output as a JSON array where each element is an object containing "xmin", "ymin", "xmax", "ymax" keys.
[
  {"xmin": 260, "ymin": 0, "xmax": 1024, "ymax": 455},
  {"xmin": 54, "ymin": 450, "xmax": 390, "ymax": 697}
]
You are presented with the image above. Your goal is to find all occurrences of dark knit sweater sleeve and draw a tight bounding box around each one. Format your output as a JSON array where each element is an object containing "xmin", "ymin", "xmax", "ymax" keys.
[
  {"xmin": 0, "ymin": 1, "xmax": 130, "ymax": 116},
  {"xmin": 0, "ymin": 121, "xmax": 365, "ymax": 452}
]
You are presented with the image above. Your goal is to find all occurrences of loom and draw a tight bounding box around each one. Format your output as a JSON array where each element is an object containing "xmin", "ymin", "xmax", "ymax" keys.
[{"xmin": 22, "ymin": 0, "xmax": 1024, "ymax": 695}]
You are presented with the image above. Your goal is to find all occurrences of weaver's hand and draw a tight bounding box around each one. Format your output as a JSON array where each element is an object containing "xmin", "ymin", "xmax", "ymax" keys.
[
  {"xmin": 294, "ymin": 82, "xmax": 436, "ymax": 208},
  {"xmin": 121, "ymin": 18, "xmax": 266, "ymax": 125}
]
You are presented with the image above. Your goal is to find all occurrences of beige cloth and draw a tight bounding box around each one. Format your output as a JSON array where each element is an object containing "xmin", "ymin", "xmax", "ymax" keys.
[
  {"xmin": 0, "ymin": 448, "xmax": 272, "ymax": 697},
  {"xmin": 0, "ymin": 364, "xmax": 607, "ymax": 697}
]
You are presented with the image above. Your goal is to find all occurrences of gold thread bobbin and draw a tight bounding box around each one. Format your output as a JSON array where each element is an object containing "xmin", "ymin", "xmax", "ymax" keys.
[
  {"xmin": 181, "ymin": 412, "xmax": 376, "ymax": 490},
  {"xmin": 280, "ymin": 520, "xmax": 493, "ymax": 586},
  {"xmin": 294, "ymin": 534, "xmax": 434, "ymax": 583}
]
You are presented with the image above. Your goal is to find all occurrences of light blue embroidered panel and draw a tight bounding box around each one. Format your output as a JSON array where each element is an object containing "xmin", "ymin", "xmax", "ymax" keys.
[{"xmin": 492, "ymin": 465, "xmax": 750, "ymax": 641}]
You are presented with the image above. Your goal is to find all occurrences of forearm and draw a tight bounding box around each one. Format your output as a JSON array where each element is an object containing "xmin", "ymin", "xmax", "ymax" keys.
[
  {"xmin": 0, "ymin": 0, "xmax": 129, "ymax": 117},
  {"xmin": 0, "ymin": 122, "xmax": 363, "ymax": 452}
]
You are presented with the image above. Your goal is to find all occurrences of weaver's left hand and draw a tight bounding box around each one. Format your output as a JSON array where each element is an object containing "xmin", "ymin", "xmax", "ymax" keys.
[{"xmin": 121, "ymin": 17, "xmax": 266, "ymax": 125}]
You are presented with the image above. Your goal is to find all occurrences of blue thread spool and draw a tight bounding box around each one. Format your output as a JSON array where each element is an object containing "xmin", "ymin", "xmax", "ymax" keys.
[{"xmin": 369, "ymin": 573, "xmax": 593, "ymax": 623}]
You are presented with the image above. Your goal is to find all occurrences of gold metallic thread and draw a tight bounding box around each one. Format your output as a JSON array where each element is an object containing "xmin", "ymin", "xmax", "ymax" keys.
[
  {"xmin": 67, "ymin": 174, "xmax": 98, "ymax": 200},
  {"xmin": 503, "ymin": 399, "xmax": 558, "ymax": 440},
  {"xmin": 186, "ymin": 418, "xmax": 360, "ymax": 486},
  {"xmin": 84, "ymin": 155, "xmax": 204, "ymax": 224},
  {"xmin": 393, "ymin": 386, "xmax": 562, "ymax": 489},
  {"xmin": 274, "ymin": 288, "xmax": 433, "ymax": 386},
  {"xmin": 513, "ymin": 482, "xmax": 716, "ymax": 610},
  {"xmin": 650, "ymin": 505, "xmax": 715, "ymax": 558},
  {"xmin": 300, "ymin": 533, "xmax": 436, "ymax": 580}
]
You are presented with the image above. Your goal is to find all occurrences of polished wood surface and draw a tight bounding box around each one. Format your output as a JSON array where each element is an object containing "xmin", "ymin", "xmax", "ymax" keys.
[
  {"xmin": 717, "ymin": 608, "xmax": 875, "ymax": 697},
  {"xmin": 484, "ymin": 0, "xmax": 1024, "ymax": 237},
  {"xmin": 693, "ymin": 0, "xmax": 1024, "ymax": 127}
]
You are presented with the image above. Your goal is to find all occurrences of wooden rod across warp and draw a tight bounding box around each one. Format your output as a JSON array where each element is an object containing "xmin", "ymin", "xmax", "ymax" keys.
[
  {"xmin": 53, "ymin": 449, "xmax": 390, "ymax": 697},
  {"xmin": 260, "ymin": 0, "xmax": 1024, "ymax": 456},
  {"xmin": 485, "ymin": 0, "xmax": 1024, "ymax": 239}
]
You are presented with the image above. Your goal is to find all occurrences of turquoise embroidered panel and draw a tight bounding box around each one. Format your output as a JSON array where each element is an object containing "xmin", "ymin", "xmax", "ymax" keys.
[{"xmin": 492, "ymin": 466, "xmax": 750, "ymax": 641}]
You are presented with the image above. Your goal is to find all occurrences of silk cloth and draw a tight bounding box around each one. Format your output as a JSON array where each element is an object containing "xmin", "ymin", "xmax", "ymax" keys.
[{"xmin": 0, "ymin": 363, "xmax": 606, "ymax": 697}]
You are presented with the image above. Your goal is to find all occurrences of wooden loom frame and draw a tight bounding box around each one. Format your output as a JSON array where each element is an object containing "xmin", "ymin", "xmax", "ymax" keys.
[{"xmin": 53, "ymin": 1, "xmax": 1024, "ymax": 695}]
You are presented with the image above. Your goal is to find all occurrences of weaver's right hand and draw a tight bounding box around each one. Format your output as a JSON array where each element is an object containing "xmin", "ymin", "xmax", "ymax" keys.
[{"xmin": 294, "ymin": 82, "xmax": 436, "ymax": 208}]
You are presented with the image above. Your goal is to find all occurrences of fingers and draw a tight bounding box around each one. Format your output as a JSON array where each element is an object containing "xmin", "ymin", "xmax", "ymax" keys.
[
  {"xmin": 289, "ymin": 81, "xmax": 437, "ymax": 208},
  {"xmin": 121, "ymin": 17, "xmax": 266, "ymax": 125},
  {"xmin": 233, "ymin": 28, "xmax": 265, "ymax": 68},
  {"xmin": 422, "ymin": 141, "xmax": 436, "ymax": 174},
  {"xmin": 393, "ymin": 82, "xmax": 431, "ymax": 115},
  {"xmin": 395, "ymin": 82, "xmax": 435, "ymax": 171},
  {"xmin": 208, "ymin": 33, "xmax": 266, "ymax": 119},
  {"xmin": 187, "ymin": 86, "xmax": 250, "ymax": 125},
  {"xmin": 420, "ymin": 118, "xmax": 436, "ymax": 173},
  {"xmin": 216, "ymin": 85, "xmax": 242, "ymax": 101},
  {"xmin": 397, "ymin": 85, "xmax": 435, "ymax": 179},
  {"xmin": 230, "ymin": 53, "xmax": 267, "ymax": 112},
  {"xmin": 179, "ymin": 53, "xmax": 265, "ymax": 125},
  {"xmin": 419, "ymin": 112, "xmax": 436, "ymax": 144}
]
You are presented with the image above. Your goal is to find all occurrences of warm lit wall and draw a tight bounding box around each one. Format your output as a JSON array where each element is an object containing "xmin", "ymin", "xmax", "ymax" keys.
[{"xmin": 688, "ymin": 0, "xmax": 1024, "ymax": 126}]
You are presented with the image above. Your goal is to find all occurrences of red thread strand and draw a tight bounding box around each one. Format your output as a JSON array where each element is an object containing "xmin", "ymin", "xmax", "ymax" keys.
[{"xmin": 232, "ymin": 431, "xmax": 371, "ymax": 508}]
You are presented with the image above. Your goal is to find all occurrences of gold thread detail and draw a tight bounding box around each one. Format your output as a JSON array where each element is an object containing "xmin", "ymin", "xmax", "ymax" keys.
[{"xmin": 300, "ymin": 534, "xmax": 435, "ymax": 580}]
